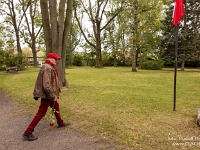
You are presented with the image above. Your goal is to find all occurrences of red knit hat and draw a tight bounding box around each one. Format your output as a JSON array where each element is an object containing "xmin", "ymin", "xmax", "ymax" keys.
[{"xmin": 47, "ymin": 53, "xmax": 60, "ymax": 60}]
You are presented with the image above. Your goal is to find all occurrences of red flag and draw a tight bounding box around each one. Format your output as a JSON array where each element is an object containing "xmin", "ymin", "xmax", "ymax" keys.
[{"xmin": 172, "ymin": 0, "xmax": 184, "ymax": 26}]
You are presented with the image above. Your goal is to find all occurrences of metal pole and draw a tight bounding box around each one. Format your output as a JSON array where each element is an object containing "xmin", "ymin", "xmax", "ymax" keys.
[{"xmin": 173, "ymin": 26, "xmax": 178, "ymax": 111}]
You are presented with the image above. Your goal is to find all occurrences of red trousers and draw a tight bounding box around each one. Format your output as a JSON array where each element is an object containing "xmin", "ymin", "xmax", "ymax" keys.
[{"xmin": 24, "ymin": 99, "xmax": 64, "ymax": 135}]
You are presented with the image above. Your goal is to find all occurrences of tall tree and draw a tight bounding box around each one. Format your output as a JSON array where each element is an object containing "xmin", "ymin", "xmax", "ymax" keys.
[
  {"xmin": 161, "ymin": 0, "xmax": 200, "ymax": 70},
  {"xmin": 104, "ymin": 4, "xmax": 126, "ymax": 67},
  {"xmin": 74, "ymin": 0, "xmax": 124, "ymax": 68},
  {"xmin": 0, "ymin": 0, "xmax": 31, "ymax": 54},
  {"xmin": 66, "ymin": 19, "xmax": 81, "ymax": 66},
  {"xmin": 40, "ymin": 0, "xmax": 73, "ymax": 86},
  {"xmin": 21, "ymin": 0, "xmax": 43, "ymax": 66},
  {"xmin": 120, "ymin": 0, "xmax": 163, "ymax": 72}
]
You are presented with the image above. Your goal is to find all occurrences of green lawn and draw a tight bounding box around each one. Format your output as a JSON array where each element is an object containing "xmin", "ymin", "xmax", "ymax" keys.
[{"xmin": 0, "ymin": 66, "xmax": 200, "ymax": 149}]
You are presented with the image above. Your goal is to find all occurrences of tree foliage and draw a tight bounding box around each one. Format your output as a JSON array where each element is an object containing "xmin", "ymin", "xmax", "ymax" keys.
[
  {"xmin": 107, "ymin": 0, "xmax": 164, "ymax": 71},
  {"xmin": 74, "ymin": 0, "xmax": 124, "ymax": 68},
  {"xmin": 0, "ymin": 0, "xmax": 32, "ymax": 54},
  {"xmin": 161, "ymin": 0, "xmax": 200, "ymax": 70},
  {"xmin": 20, "ymin": 0, "xmax": 43, "ymax": 66}
]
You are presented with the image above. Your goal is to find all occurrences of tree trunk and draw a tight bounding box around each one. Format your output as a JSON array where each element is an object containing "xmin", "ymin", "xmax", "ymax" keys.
[
  {"xmin": 32, "ymin": 39, "xmax": 38, "ymax": 66},
  {"xmin": 16, "ymin": 32, "xmax": 22, "ymax": 54},
  {"xmin": 49, "ymin": 0, "xmax": 58, "ymax": 53},
  {"xmin": 9, "ymin": 0, "xmax": 22, "ymax": 53},
  {"xmin": 132, "ymin": 44, "xmax": 137, "ymax": 72},
  {"xmin": 131, "ymin": 1, "xmax": 138, "ymax": 72},
  {"xmin": 181, "ymin": 57, "xmax": 185, "ymax": 71},
  {"xmin": 95, "ymin": 47, "xmax": 103, "ymax": 68},
  {"xmin": 49, "ymin": 0, "xmax": 62, "ymax": 87},
  {"xmin": 40, "ymin": 0, "xmax": 72, "ymax": 87},
  {"xmin": 95, "ymin": 20, "xmax": 103, "ymax": 68},
  {"xmin": 40, "ymin": 0, "xmax": 52, "ymax": 54},
  {"xmin": 138, "ymin": 51, "xmax": 144, "ymax": 69},
  {"xmin": 30, "ymin": 12, "xmax": 37, "ymax": 66},
  {"xmin": 113, "ymin": 54, "xmax": 117, "ymax": 67},
  {"xmin": 61, "ymin": 0, "xmax": 73, "ymax": 87}
]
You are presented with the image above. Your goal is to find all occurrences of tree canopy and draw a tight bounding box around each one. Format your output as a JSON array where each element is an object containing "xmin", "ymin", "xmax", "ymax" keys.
[{"xmin": 161, "ymin": 0, "xmax": 200, "ymax": 70}]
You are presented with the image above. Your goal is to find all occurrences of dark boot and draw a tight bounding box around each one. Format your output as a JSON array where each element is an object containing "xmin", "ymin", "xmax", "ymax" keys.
[
  {"xmin": 23, "ymin": 134, "xmax": 38, "ymax": 141},
  {"xmin": 57, "ymin": 122, "xmax": 70, "ymax": 128}
]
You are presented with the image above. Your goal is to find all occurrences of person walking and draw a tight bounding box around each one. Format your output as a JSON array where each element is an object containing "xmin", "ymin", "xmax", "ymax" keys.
[{"xmin": 23, "ymin": 52, "xmax": 70, "ymax": 141}]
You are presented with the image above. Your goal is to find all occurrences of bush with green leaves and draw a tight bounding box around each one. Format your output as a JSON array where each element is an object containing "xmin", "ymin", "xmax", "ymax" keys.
[
  {"xmin": 0, "ymin": 50, "xmax": 28, "ymax": 71},
  {"xmin": 0, "ymin": 50, "xmax": 5, "ymax": 70},
  {"xmin": 73, "ymin": 54, "xmax": 83, "ymax": 66},
  {"xmin": 141, "ymin": 60, "xmax": 164, "ymax": 70},
  {"xmin": 102, "ymin": 55, "xmax": 114, "ymax": 66}
]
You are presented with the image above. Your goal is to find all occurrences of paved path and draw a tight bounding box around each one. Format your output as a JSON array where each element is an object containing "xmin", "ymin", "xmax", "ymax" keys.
[{"xmin": 0, "ymin": 90, "xmax": 116, "ymax": 150}]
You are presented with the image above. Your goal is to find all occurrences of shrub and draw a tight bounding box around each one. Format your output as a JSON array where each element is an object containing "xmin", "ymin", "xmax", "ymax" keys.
[
  {"xmin": 102, "ymin": 55, "xmax": 114, "ymax": 66},
  {"xmin": 73, "ymin": 54, "xmax": 83, "ymax": 66},
  {"xmin": 4, "ymin": 52, "xmax": 27, "ymax": 70},
  {"xmin": 142, "ymin": 60, "xmax": 164, "ymax": 70}
]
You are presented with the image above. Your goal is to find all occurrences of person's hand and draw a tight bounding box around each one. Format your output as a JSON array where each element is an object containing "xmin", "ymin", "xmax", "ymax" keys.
[{"xmin": 53, "ymin": 97, "xmax": 57, "ymax": 101}]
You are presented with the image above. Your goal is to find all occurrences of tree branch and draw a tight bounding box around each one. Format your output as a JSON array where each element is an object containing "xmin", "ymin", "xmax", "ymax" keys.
[
  {"xmin": 99, "ymin": 0, "xmax": 108, "ymax": 23},
  {"xmin": 17, "ymin": 0, "xmax": 32, "ymax": 29},
  {"xmin": 101, "ymin": 7, "xmax": 122, "ymax": 31},
  {"xmin": 74, "ymin": 2, "xmax": 96, "ymax": 49}
]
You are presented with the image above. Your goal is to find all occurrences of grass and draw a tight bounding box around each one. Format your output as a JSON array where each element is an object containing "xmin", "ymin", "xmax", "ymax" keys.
[{"xmin": 0, "ymin": 66, "xmax": 200, "ymax": 149}]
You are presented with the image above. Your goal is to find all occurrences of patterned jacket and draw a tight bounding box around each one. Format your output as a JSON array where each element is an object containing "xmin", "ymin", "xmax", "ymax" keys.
[{"xmin": 33, "ymin": 64, "xmax": 60, "ymax": 100}]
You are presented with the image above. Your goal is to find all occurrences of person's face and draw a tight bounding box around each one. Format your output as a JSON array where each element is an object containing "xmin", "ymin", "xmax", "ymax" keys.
[{"xmin": 50, "ymin": 58, "xmax": 58, "ymax": 65}]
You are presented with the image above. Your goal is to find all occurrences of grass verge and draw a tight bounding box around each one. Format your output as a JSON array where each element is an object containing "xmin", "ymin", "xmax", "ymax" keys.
[{"xmin": 0, "ymin": 66, "xmax": 200, "ymax": 149}]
